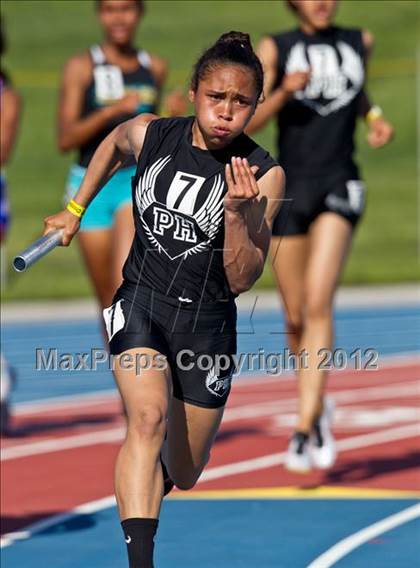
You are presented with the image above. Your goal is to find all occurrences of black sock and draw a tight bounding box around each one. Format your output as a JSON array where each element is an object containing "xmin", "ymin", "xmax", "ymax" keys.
[
  {"xmin": 121, "ymin": 518, "xmax": 159, "ymax": 568},
  {"xmin": 293, "ymin": 431, "xmax": 309, "ymax": 453}
]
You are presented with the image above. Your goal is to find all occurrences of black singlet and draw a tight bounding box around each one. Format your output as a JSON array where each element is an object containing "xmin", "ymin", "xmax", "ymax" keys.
[
  {"xmin": 123, "ymin": 116, "xmax": 278, "ymax": 302},
  {"xmin": 271, "ymin": 26, "xmax": 366, "ymax": 177},
  {"xmin": 78, "ymin": 45, "xmax": 159, "ymax": 168}
]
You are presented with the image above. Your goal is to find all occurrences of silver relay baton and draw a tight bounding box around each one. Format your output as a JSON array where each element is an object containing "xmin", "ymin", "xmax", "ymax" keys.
[{"xmin": 13, "ymin": 230, "xmax": 64, "ymax": 272}]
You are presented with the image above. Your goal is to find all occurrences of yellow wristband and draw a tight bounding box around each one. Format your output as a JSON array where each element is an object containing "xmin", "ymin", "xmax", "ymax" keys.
[
  {"xmin": 66, "ymin": 199, "xmax": 86, "ymax": 218},
  {"xmin": 366, "ymin": 105, "xmax": 383, "ymax": 125}
]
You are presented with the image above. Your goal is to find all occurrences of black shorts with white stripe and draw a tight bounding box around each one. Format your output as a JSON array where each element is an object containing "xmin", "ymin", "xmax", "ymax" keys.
[
  {"xmin": 272, "ymin": 168, "xmax": 366, "ymax": 236},
  {"xmin": 103, "ymin": 281, "xmax": 237, "ymax": 409}
]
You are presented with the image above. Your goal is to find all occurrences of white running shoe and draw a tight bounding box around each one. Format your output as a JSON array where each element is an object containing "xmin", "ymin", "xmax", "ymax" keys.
[
  {"xmin": 310, "ymin": 397, "xmax": 337, "ymax": 470},
  {"xmin": 284, "ymin": 432, "xmax": 312, "ymax": 473}
]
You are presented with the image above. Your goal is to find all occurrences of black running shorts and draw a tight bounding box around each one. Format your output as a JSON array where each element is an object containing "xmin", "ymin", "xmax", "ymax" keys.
[
  {"xmin": 103, "ymin": 282, "xmax": 237, "ymax": 409},
  {"xmin": 272, "ymin": 169, "xmax": 366, "ymax": 236}
]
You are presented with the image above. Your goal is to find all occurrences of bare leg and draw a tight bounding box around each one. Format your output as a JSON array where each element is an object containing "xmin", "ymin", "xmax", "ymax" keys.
[
  {"xmin": 78, "ymin": 207, "xmax": 134, "ymax": 346},
  {"xmin": 113, "ymin": 348, "xmax": 171, "ymax": 520},
  {"xmin": 114, "ymin": 353, "xmax": 226, "ymax": 507},
  {"xmin": 164, "ymin": 398, "xmax": 225, "ymax": 490},
  {"xmin": 297, "ymin": 213, "xmax": 353, "ymax": 432},
  {"xmin": 78, "ymin": 205, "xmax": 134, "ymax": 311},
  {"xmin": 270, "ymin": 235, "xmax": 308, "ymax": 355},
  {"xmin": 77, "ymin": 229, "xmax": 114, "ymax": 310}
]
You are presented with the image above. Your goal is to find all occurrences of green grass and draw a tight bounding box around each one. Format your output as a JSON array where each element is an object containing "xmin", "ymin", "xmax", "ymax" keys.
[{"xmin": 1, "ymin": 0, "xmax": 418, "ymax": 300}]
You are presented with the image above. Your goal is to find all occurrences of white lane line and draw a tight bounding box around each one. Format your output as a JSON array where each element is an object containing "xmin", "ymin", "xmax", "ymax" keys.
[
  {"xmin": 1, "ymin": 427, "xmax": 125, "ymax": 460},
  {"xmin": 3, "ymin": 383, "xmax": 419, "ymax": 460},
  {"xmin": 307, "ymin": 503, "xmax": 420, "ymax": 568},
  {"xmin": 223, "ymin": 382, "xmax": 420, "ymax": 424},
  {"xmin": 14, "ymin": 390, "xmax": 118, "ymax": 415},
  {"xmin": 199, "ymin": 423, "xmax": 420, "ymax": 482},
  {"xmin": 1, "ymin": 424, "xmax": 419, "ymax": 549},
  {"xmin": 0, "ymin": 495, "xmax": 116, "ymax": 548},
  {"xmin": 12, "ymin": 375, "xmax": 420, "ymax": 424}
]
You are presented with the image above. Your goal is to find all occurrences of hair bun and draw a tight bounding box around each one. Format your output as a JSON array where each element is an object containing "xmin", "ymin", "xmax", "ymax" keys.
[
  {"xmin": 191, "ymin": 29, "xmax": 264, "ymax": 101},
  {"xmin": 217, "ymin": 31, "xmax": 252, "ymax": 50}
]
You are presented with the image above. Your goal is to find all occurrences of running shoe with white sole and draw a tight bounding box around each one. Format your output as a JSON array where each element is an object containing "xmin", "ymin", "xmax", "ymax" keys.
[
  {"xmin": 310, "ymin": 397, "xmax": 337, "ymax": 469},
  {"xmin": 284, "ymin": 431, "xmax": 312, "ymax": 473}
]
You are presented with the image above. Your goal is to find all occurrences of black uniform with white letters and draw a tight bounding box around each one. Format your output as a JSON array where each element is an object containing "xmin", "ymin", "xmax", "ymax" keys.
[
  {"xmin": 270, "ymin": 27, "xmax": 367, "ymax": 235},
  {"xmin": 103, "ymin": 116, "xmax": 278, "ymax": 408}
]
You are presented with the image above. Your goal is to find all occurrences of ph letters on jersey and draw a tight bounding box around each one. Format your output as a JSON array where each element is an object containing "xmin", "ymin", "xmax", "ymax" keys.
[
  {"xmin": 286, "ymin": 41, "xmax": 364, "ymax": 116},
  {"xmin": 136, "ymin": 155, "xmax": 225, "ymax": 260}
]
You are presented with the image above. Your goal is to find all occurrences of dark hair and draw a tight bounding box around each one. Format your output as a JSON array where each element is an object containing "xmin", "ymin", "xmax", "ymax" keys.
[
  {"xmin": 191, "ymin": 31, "xmax": 264, "ymax": 101},
  {"xmin": 95, "ymin": 0, "xmax": 144, "ymax": 11},
  {"xmin": 285, "ymin": 0, "xmax": 298, "ymax": 13}
]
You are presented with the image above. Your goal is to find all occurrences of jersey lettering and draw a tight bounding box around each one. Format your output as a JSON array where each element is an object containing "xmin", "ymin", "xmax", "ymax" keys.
[
  {"xmin": 286, "ymin": 41, "xmax": 364, "ymax": 115},
  {"xmin": 153, "ymin": 206, "xmax": 197, "ymax": 243},
  {"xmin": 94, "ymin": 65, "xmax": 125, "ymax": 103},
  {"xmin": 153, "ymin": 207, "xmax": 173, "ymax": 236},
  {"xmin": 166, "ymin": 171, "xmax": 206, "ymax": 215},
  {"xmin": 174, "ymin": 215, "xmax": 197, "ymax": 243},
  {"xmin": 136, "ymin": 157, "xmax": 225, "ymax": 260}
]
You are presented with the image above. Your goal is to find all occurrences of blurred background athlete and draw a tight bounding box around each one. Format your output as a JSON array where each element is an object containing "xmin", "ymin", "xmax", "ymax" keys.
[
  {"xmin": 58, "ymin": 0, "xmax": 186, "ymax": 316},
  {"xmin": 247, "ymin": 0, "xmax": 394, "ymax": 472},
  {"xmin": 1, "ymin": 18, "xmax": 21, "ymax": 435}
]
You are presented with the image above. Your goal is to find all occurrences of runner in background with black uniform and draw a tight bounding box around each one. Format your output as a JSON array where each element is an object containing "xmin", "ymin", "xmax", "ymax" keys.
[
  {"xmin": 247, "ymin": 0, "xmax": 394, "ymax": 472},
  {"xmin": 43, "ymin": 31, "xmax": 284, "ymax": 568},
  {"xmin": 58, "ymin": 0, "xmax": 186, "ymax": 317}
]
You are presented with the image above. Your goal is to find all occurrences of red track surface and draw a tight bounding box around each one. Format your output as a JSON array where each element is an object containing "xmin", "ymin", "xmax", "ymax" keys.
[{"xmin": 1, "ymin": 363, "xmax": 419, "ymax": 536}]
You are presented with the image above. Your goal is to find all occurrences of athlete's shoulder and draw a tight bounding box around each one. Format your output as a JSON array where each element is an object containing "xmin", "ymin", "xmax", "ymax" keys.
[
  {"xmin": 335, "ymin": 26, "xmax": 365, "ymax": 58},
  {"xmin": 269, "ymin": 28, "xmax": 301, "ymax": 49},
  {"xmin": 147, "ymin": 53, "xmax": 168, "ymax": 86},
  {"xmin": 334, "ymin": 26, "xmax": 364, "ymax": 44},
  {"xmin": 62, "ymin": 51, "xmax": 92, "ymax": 84},
  {"xmin": 146, "ymin": 115, "xmax": 191, "ymax": 137},
  {"xmin": 270, "ymin": 28, "xmax": 300, "ymax": 42},
  {"xmin": 235, "ymin": 134, "xmax": 279, "ymax": 181},
  {"xmin": 140, "ymin": 115, "xmax": 191, "ymax": 154}
]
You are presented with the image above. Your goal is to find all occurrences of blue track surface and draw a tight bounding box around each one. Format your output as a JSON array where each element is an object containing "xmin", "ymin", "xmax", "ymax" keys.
[
  {"xmin": 2, "ymin": 303, "xmax": 419, "ymax": 567},
  {"xmin": 2, "ymin": 499, "xmax": 419, "ymax": 568},
  {"xmin": 2, "ymin": 305, "xmax": 419, "ymax": 404}
]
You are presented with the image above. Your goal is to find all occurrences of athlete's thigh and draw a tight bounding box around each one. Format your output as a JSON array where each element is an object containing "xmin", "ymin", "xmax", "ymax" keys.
[
  {"xmin": 113, "ymin": 347, "xmax": 171, "ymax": 419},
  {"xmin": 270, "ymin": 235, "xmax": 309, "ymax": 322},
  {"xmin": 112, "ymin": 203, "xmax": 135, "ymax": 291},
  {"xmin": 78, "ymin": 229, "xmax": 113, "ymax": 308},
  {"xmin": 166, "ymin": 398, "xmax": 224, "ymax": 477},
  {"xmin": 305, "ymin": 212, "xmax": 353, "ymax": 305}
]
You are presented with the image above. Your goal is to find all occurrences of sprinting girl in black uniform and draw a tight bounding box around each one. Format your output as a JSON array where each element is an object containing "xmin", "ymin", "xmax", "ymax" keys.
[
  {"xmin": 247, "ymin": 0, "xmax": 394, "ymax": 472},
  {"xmin": 44, "ymin": 31, "xmax": 284, "ymax": 568}
]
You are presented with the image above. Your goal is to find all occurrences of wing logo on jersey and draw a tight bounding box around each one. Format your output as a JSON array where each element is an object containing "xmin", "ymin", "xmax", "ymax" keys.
[
  {"xmin": 205, "ymin": 366, "xmax": 232, "ymax": 398},
  {"xmin": 286, "ymin": 41, "xmax": 364, "ymax": 116},
  {"xmin": 135, "ymin": 157, "xmax": 225, "ymax": 260}
]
